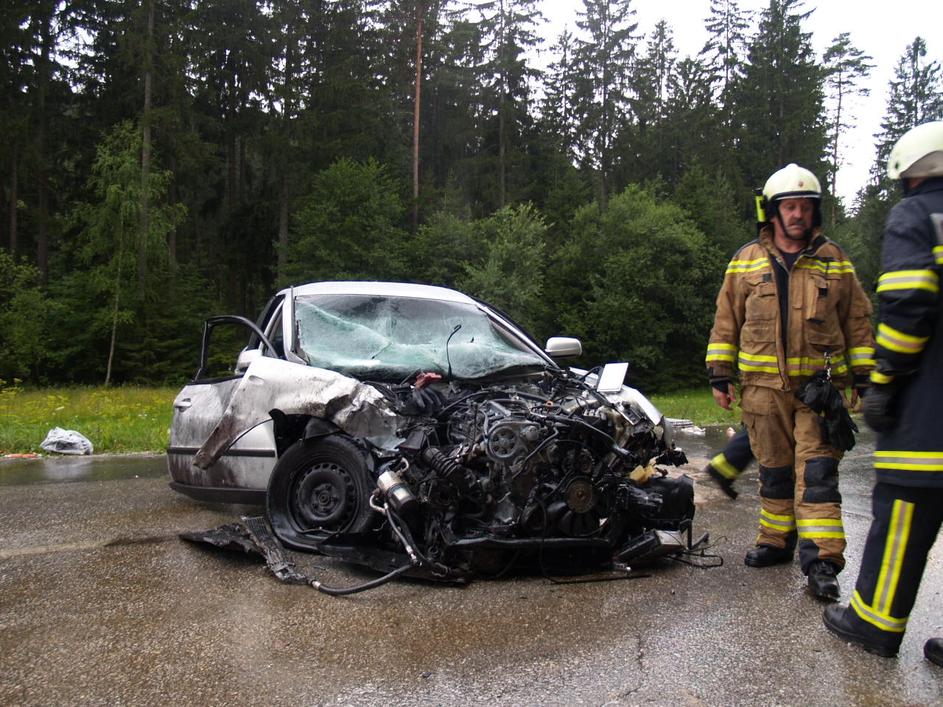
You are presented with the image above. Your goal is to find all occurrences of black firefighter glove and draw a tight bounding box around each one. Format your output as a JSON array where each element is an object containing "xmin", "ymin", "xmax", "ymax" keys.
[
  {"xmin": 796, "ymin": 371, "xmax": 858, "ymax": 452},
  {"xmin": 862, "ymin": 382, "xmax": 899, "ymax": 433},
  {"xmin": 825, "ymin": 405, "xmax": 859, "ymax": 452}
]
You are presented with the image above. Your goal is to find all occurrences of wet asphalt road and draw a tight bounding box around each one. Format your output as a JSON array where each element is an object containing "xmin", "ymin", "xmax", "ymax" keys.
[{"xmin": 1, "ymin": 430, "xmax": 941, "ymax": 706}]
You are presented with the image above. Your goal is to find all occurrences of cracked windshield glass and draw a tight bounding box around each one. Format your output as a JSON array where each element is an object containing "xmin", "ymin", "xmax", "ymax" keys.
[{"xmin": 294, "ymin": 294, "xmax": 545, "ymax": 380}]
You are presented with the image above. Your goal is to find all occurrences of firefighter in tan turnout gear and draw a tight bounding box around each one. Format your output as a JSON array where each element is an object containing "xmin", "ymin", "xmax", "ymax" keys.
[
  {"xmin": 824, "ymin": 120, "xmax": 943, "ymax": 666},
  {"xmin": 706, "ymin": 164, "xmax": 875, "ymax": 600}
]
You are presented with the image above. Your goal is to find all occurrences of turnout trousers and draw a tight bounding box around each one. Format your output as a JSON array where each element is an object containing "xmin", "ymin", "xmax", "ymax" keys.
[
  {"xmin": 844, "ymin": 483, "xmax": 943, "ymax": 649},
  {"xmin": 707, "ymin": 427, "xmax": 754, "ymax": 483},
  {"xmin": 740, "ymin": 385, "xmax": 846, "ymax": 573}
]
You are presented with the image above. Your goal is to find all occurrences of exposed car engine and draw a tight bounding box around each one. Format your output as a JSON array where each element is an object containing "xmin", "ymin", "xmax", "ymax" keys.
[{"xmin": 263, "ymin": 368, "xmax": 699, "ymax": 587}]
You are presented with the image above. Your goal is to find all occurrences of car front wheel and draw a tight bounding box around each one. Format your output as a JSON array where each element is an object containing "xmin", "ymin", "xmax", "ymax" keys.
[{"xmin": 266, "ymin": 435, "xmax": 376, "ymax": 550}]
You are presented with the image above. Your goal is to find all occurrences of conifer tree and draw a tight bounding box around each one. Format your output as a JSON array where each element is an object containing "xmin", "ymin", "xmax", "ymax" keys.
[
  {"xmin": 729, "ymin": 0, "xmax": 827, "ymax": 197},
  {"xmin": 573, "ymin": 0, "xmax": 639, "ymax": 208},
  {"xmin": 540, "ymin": 28, "xmax": 579, "ymax": 158},
  {"xmin": 872, "ymin": 37, "xmax": 943, "ymax": 184},
  {"xmin": 700, "ymin": 0, "xmax": 752, "ymax": 102},
  {"xmin": 472, "ymin": 0, "xmax": 543, "ymax": 209},
  {"xmin": 822, "ymin": 32, "xmax": 873, "ymax": 223}
]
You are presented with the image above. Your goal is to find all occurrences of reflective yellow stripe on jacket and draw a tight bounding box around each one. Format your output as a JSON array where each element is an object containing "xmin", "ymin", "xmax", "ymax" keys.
[
  {"xmin": 736, "ymin": 353, "xmax": 850, "ymax": 377},
  {"xmin": 876, "ymin": 322, "xmax": 929, "ymax": 355},
  {"xmin": 738, "ymin": 352, "xmax": 779, "ymax": 374},
  {"xmin": 848, "ymin": 346, "xmax": 876, "ymax": 368},
  {"xmin": 874, "ymin": 451, "xmax": 943, "ymax": 472},
  {"xmin": 725, "ymin": 257, "xmax": 770, "ymax": 275},
  {"xmin": 871, "ymin": 370, "xmax": 895, "ymax": 385},
  {"xmin": 794, "ymin": 259, "xmax": 856, "ymax": 275},
  {"xmin": 706, "ymin": 342, "xmax": 737, "ymax": 364},
  {"xmin": 785, "ymin": 356, "xmax": 849, "ymax": 377},
  {"xmin": 876, "ymin": 269, "xmax": 940, "ymax": 295}
]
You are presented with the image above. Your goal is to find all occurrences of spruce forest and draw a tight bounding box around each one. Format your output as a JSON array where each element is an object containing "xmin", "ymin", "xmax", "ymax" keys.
[{"xmin": 2, "ymin": 0, "xmax": 942, "ymax": 391}]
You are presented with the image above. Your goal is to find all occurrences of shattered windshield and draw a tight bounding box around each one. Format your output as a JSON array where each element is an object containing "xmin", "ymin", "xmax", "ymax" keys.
[{"xmin": 294, "ymin": 294, "xmax": 548, "ymax": 381}]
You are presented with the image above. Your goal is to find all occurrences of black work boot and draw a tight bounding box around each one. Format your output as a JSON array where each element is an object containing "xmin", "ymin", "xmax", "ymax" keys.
[
  {"xmin": 808, "ymin": 560, "xmax": 841, "ymax": 601},
  {"xmin": 744, "ymin": 544, "xmax": 793, "ymax": 567},
  {"xmin": 925, "ymin": 638, "xmax": 943, "ymax": 667},
  {"xmin": 704, "ymin": 464, "xmax": 738, "ymax": 499},
  {"xmin": 823, "ymin": 605, "xmax": 899, "ymax": 657}
]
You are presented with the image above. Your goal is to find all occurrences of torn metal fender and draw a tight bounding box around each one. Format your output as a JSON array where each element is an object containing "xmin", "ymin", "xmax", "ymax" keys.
[{"xmin": 193, "ymin": 356, "xmax": 403, "ymax": 469}]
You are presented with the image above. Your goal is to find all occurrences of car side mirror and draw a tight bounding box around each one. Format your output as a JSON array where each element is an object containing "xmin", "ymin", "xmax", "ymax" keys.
[
  {"xmin": 544, "ymin": 336, "xmax": 582, "ymax": 359},
  {"xmin": 235, "ymin": 347, "xmax": 262, "ymax": 373}
]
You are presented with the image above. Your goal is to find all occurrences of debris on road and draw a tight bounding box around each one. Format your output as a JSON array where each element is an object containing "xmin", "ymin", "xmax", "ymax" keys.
[{"xmin": 40, "ymin": 428, "xmax": 94, "ymax": 455}]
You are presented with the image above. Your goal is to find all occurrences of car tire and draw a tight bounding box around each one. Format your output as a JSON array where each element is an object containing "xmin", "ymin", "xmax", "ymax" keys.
[{"xmin": 266, "ymin": 435, "xmax": 376, "ymax": 550}]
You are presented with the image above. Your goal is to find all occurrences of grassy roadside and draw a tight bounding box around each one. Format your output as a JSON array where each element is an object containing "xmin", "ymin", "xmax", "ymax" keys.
[
  {"xmin": 0, "ymin": 384, "xmax": 737, "ymax": 456},
  {"xmin": 0, "ymin": 385, "xmax": 177, "ymax": 455},
  {"xmin": 649, "ymin": 388, "xmax": 742, "ymax": 426}
]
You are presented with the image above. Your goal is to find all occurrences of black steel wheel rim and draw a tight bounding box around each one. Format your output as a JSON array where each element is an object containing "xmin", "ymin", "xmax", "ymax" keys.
[{"xmin": 292, "ymin": 462, "xmax": 357, "ymax": 530}]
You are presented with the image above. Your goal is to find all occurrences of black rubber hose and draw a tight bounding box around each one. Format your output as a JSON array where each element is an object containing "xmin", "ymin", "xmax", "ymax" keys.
[{"xmin": 310, "ymin": 563, "xmax": 412, "ymax": 596}]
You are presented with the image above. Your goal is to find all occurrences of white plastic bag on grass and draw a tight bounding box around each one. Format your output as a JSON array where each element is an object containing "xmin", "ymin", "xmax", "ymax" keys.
[{"xmin": 40, "ymin": 427, "xmax": 94, "ymax": 455}]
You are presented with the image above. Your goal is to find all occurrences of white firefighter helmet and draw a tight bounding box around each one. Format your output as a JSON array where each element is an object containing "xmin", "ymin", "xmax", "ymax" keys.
[
  {"xmin": 887, "ymin": 120, "xmax": 943, "ymax": 180},
  {"xmin": 762, "ymin": 163, "xmax": 822, "ymax": 227},
  {"xmin": 762, "ymin": 163, "xmax": 822, "ymax": 203}
]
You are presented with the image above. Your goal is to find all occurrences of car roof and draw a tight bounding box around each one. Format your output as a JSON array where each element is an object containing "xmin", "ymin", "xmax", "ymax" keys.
[{"xmin": 280, "ymin": 281, "xmax": 478, "ymax": 305}]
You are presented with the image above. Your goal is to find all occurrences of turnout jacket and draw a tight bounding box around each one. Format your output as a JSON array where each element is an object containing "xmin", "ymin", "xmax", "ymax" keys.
[
  {"xmin": 706, "ymin": 227, "xmax": 874, "ymax": 392},
  {"xmin": 872, "ymin": 177, "xmax": 943, "ymax": 488}
]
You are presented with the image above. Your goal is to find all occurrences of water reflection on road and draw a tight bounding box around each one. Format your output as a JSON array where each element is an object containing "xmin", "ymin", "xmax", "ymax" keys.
[{"xmin": 0, "ymin": 453, "xmax": 166, "ymax": 486}]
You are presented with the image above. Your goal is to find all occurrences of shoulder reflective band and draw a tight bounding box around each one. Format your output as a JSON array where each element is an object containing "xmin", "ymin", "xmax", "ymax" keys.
[
  {"xmin": 795, "ymin": 259, "xmax": 856, "ymax": 275},
  {"xmin": 725, "ymin": 257, "xmax": 770, "ymax": 275}
]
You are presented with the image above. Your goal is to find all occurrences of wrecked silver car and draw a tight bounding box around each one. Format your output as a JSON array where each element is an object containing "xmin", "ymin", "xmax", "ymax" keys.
[{"xmin": 171, "ymin": 282, "xmax": 700, "ymax": 586}]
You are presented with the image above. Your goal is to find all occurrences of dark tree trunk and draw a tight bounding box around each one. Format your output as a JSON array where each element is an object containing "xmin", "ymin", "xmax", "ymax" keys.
[
  {"xmin": 412, "ymin": 2, "xmax": 424, "ymax": 231},
  {"xmin": 35, "ymin": 4, "xmax": 52, "ymax": 283},
  {"xmin": 278, "ymin": 173, "xmax": 289, "ymax": 280},
  {"xmin": 7, "ymin": 147, "xmax": 17, "ymax": 255},
  {"xmin": 138, "ymin": 0, "xmax": 154, "ymax": 293},
  {"xmin": 139, "ymin": 0, "xmax": 155, "ymax": 289}
]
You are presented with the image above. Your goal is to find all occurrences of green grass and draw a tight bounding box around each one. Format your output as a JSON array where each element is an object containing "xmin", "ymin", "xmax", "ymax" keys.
[
  {"xmin": 0, "ymin": 385, "xmax": 177, "ymax": 455},
  {"xmin": 649, "ymin": 387, "xmax": 742, "ymax": 426},
  {"xmin": 0, "ymin": 384, "xmax": 736, "ymax": 456}
]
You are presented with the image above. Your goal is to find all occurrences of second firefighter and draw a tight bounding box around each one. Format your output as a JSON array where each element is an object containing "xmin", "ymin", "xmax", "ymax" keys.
[{"xmin": 706, "ymin": 164, "xmax": 875, "ymax": 601}]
